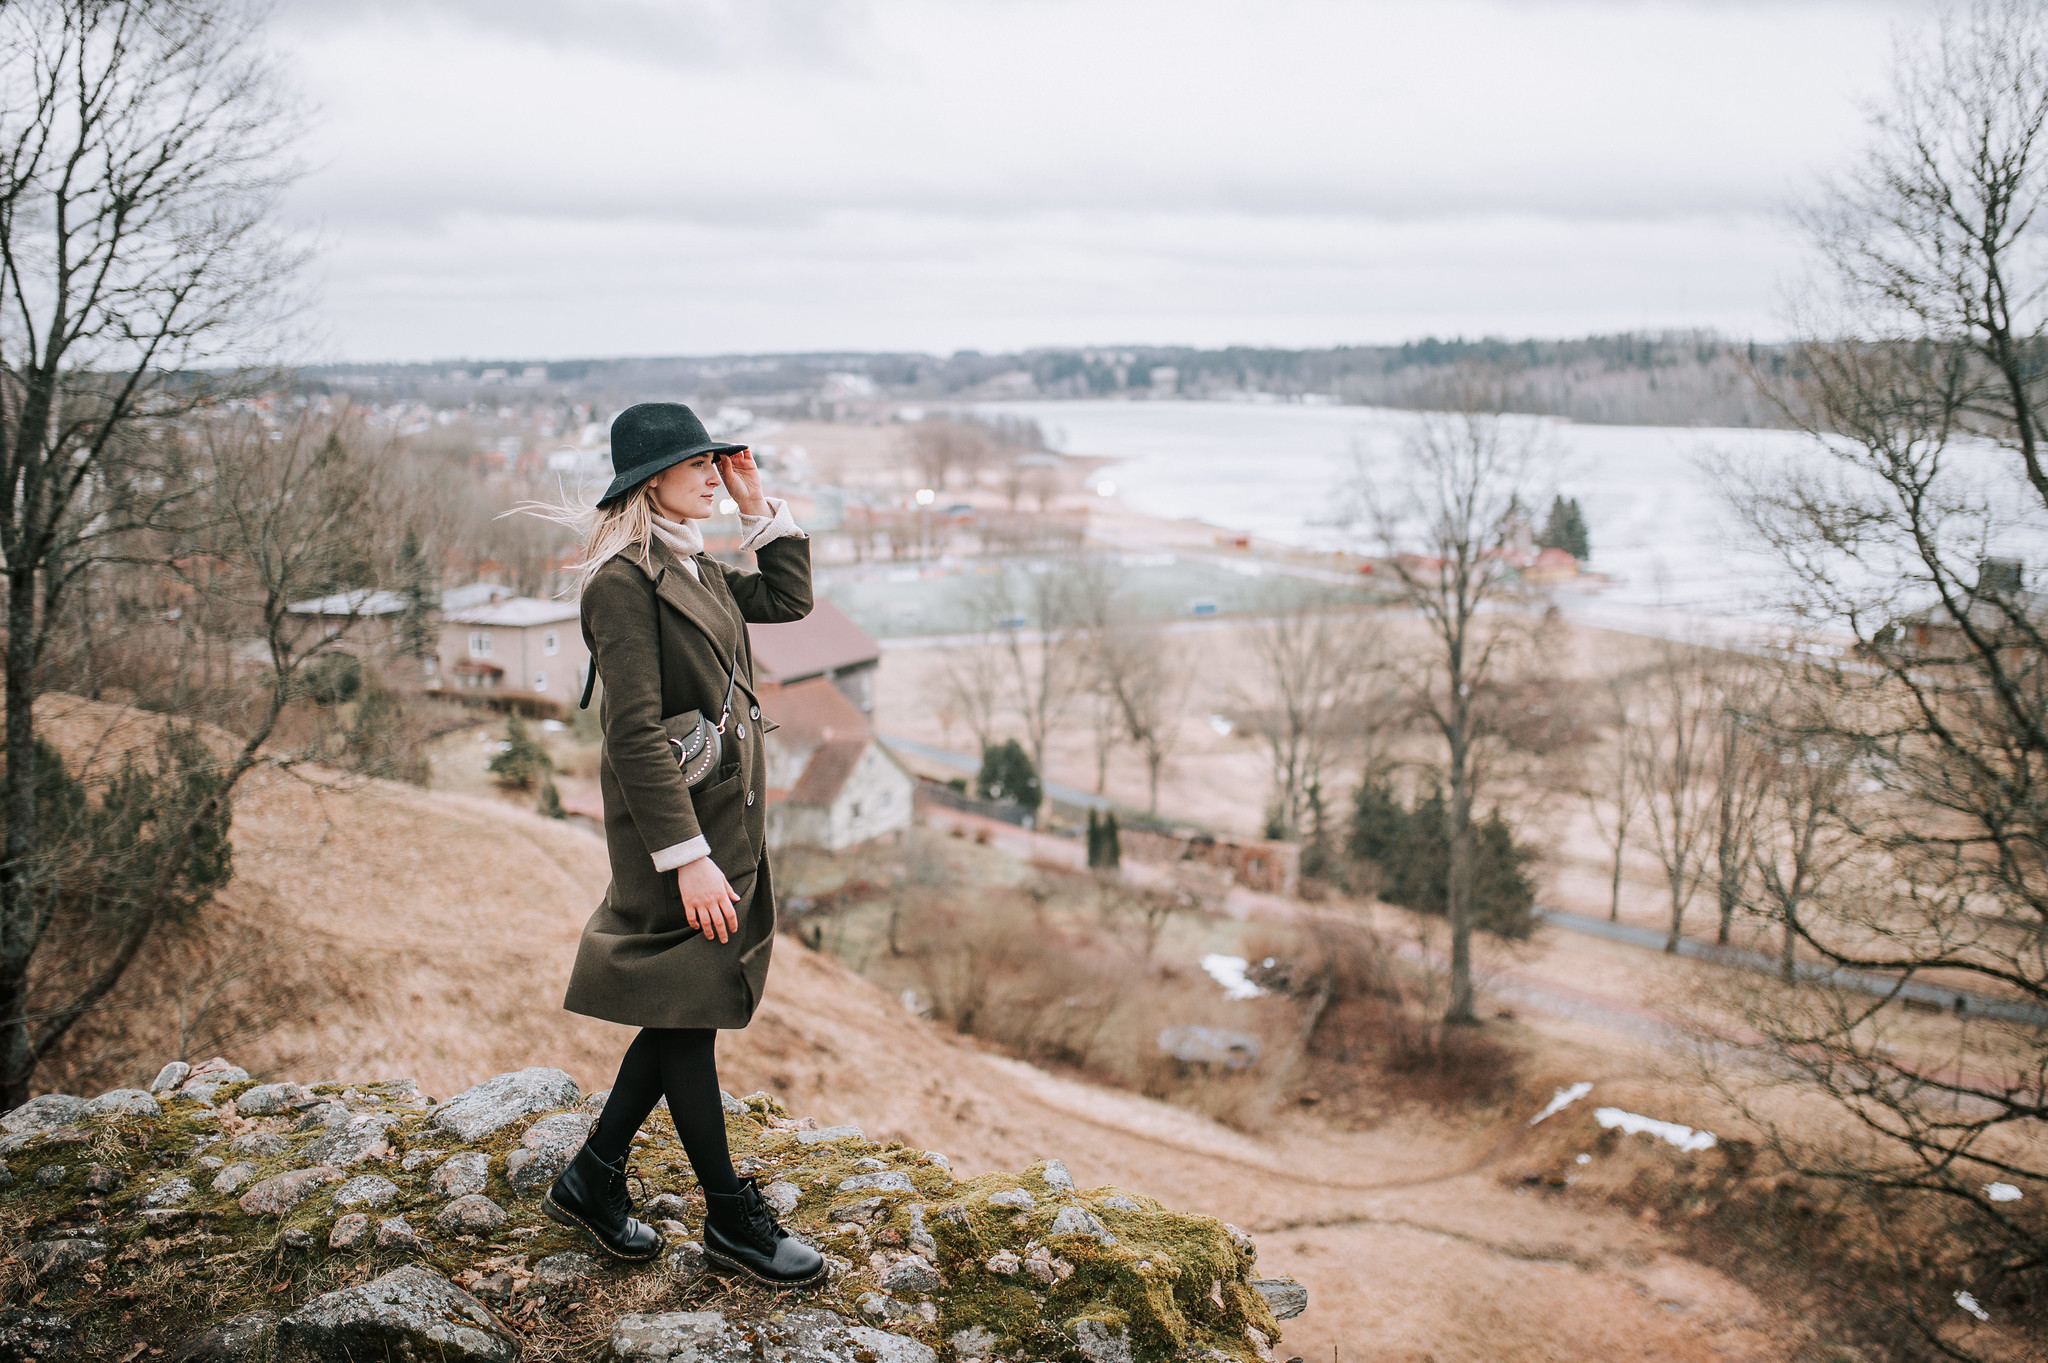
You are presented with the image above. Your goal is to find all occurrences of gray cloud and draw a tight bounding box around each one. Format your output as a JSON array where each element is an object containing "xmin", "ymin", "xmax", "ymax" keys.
[{"xmin": 268, "ymin": 0, "xmax": 1932, "ymax": 357}]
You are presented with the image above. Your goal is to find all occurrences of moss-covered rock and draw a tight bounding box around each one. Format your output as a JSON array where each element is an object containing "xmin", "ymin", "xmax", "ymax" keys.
[{"xmin": 0, "ymin": 1064, "xmax": 1297, "ymax": 1362}]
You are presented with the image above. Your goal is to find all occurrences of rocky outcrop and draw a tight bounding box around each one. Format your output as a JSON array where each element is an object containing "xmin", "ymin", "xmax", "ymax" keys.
[{"xmin": 0, "ymin": 1061, "xmax": 1304, "ymax": 1362}]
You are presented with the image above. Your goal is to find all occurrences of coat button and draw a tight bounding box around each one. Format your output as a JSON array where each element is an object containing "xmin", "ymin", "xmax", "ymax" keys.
[
  {"xmin": 749, "ymin": 705, "xmax": 760, "ymax": 720},
  {"xmin": 746, "ymin": 790, "xmax": 755, "ymax": 806},
  {"xmin": 735, "ymin": 722, "xmax": 746, "ymax": 739}
]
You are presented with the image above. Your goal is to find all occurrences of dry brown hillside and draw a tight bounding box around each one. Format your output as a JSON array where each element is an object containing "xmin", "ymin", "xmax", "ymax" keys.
[{"xmin": 24, "ymin": 694, "xmax": 1828, "ymax": 1360}]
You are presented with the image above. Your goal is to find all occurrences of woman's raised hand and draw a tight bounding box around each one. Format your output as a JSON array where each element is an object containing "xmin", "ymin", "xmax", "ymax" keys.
[
  {"xmin": 714, "ymin": 448, "xmax": 768, "ymax": 517},
  {"xmin": 676, "ymin": 857, "xmax": 741, "ymax": 942}
]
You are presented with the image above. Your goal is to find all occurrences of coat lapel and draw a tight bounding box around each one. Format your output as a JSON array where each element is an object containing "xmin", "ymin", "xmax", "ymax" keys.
[{"xmin": 645, "ymin": 538, "xmax": 740, "ymax": 667}]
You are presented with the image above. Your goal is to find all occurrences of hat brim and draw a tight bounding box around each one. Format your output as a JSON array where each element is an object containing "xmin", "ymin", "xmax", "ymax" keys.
[{"xmin": 595, "ymin": 439, "xmax": 749, "ymax": 509}]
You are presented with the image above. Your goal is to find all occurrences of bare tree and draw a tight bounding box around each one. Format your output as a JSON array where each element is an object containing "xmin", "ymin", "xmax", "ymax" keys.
[
  {"xmin": 9, "ymin": 410, "xmax": 408, "ymax": 1104},
  {"xmin": 1708, "ymin": 663, "xmax": 1774, "ymax": 945},
  {"xmin": 905, "ymin": 419, "xmax": 992, "ymax": 494},
  {"xmin": 953, "ymin": 566, "xmax": 1087, "ymax": 800},
  {"xmin": 1070, "ymin": 556, "xmax": 1190, "ymax": 809},
  {"xmin": 1628, "ymin": 642, "xmax": 1721, "ymax": 954},
  {"xmin": 1584, "ymin": 674, "xmax": 1645, "ymax": 923},
  {"xmin": 1747, "ymin": 720, "xmax": 1859, "ymax": 984},
  {"xmin": 1233, "ymin": 598, "xmax": 1378, "ymax": 844},
  {"xmin": 1352, "ymin": 408, "xmax": 1539, "ymax": 1024},
  {"xmin": 1709, "ymin": 2, "xmax": 2048, "ymax": 1345},
  {"xmin": 0, "ymin": 0, "xmax": 315, "ymax": 1107}
]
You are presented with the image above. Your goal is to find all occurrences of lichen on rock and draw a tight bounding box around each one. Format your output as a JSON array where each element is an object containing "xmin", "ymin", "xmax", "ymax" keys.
[{"xmin": 0, "ymin": 1061, "xmax": 1297, "ymax": 1361}]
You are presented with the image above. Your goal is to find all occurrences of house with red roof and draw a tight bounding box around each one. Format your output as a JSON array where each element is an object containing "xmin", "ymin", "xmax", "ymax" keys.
[
  {"xmin": 746, "ymin": 597, "xmax": 881, "ymax": 716},
  {"xmin": 759, "ymin": 675, "xmax": 914, "ymax": 852}
]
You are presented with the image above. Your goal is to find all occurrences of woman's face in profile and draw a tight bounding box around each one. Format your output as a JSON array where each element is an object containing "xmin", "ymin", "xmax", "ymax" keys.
[{"xmin": 649, "ymin": 454, "xmax": 721, "ymax": 520}]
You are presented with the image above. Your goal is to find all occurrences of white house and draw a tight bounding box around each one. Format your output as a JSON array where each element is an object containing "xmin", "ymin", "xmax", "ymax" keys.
[{"xmin": 760, "ymin": 676, "xmax": 914, "ymax": 853}]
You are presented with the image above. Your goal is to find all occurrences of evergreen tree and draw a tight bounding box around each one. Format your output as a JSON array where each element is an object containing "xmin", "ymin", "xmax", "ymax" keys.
[
  {"xmin": 537, "ymin": 776, "xmax": 566, "ymax": 820},
  {"xmin": 1344, "ymin": 777, "xmax": 1534, "ymax": 938},
  {"xmin": 396, "ymin": 528, "xmax": 441, "ymax": 666},
  {"xmin": 1101, "ymin": 810, "xmax": 1121, "ymax": 871},
  {"xmin": 976, "ymin": 739, "xmax": 1041, "ymax": 810},
  {"xmin": 1539, "ymin": 494, "xmax": 1591, "ymax": 560},
  {"xmin": 1086, "ymin": 807, "xmax": 1103, "ymax": 868},
  {"xmin": 488, "ymin": 713, "xmax": 552, "ymax": 791}
]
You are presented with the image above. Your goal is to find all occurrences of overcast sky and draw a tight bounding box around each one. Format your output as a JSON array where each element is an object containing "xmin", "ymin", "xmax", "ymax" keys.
[{"xmin": 268, "ymin": 0, "xmax": 1930, "ymax": 362}]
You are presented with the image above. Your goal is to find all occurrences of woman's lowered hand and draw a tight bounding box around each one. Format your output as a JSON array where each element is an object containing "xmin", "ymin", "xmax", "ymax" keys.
[{"xmin": 677, "ymin": 857, "xmax": 741, "ymax": 942}]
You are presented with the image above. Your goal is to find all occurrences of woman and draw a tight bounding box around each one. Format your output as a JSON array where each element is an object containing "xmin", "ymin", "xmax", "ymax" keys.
[{"xmin": 535, "ymin": 401, "xmax": 824, "ymax": 1290}]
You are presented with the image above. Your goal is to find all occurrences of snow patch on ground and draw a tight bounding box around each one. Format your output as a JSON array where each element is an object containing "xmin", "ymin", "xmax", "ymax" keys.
[
  {"xmin": 1594, "ymin": 1107, "xmax": 1716, "ymax": 1153},
  {"xmin": 1200, "ymin": 954, "xmax": 1264, "ymax": 1000},
  {"xmin": 1528, "ymin": 1082, "xmax": 1593, "ymax": 1126},
  {"xmin": 1955, "ymin": 1290, "xmax": 1990, "ymax": 1321},
  {"xmin": 1984, "ymin": 1182, "xmax": 2023, "ymax": 1202}
]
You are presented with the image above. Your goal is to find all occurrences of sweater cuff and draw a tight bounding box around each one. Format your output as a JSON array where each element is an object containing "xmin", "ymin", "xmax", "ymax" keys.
[
  {"xmin": 737, "ymin": 496, "xmax": 805, "ymax": 552},
  {"xmin": 651, "ymin": 835, "xmax": 711, "ymax": 873}
]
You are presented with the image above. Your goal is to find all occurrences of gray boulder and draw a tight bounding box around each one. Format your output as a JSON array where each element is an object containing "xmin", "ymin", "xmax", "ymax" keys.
[
  {"xmin": 434, "ymin": 1193, "xmax": 509, "ymax": 1235},
  {"xmin": 374, "ymin": 1217, "xmax": 433, "ymax": 1255},
  {"xmin": 1048, "ymin": 1206, "xmax": 1116, "ymax": 1245},
  {"xmin": 1042, "ymin": 1158, "xmax": 1076, "ymax": 1193},
  {"xmin": 879, "ymin": 1254, "xmax": 943, "ymax": 1294},
  {"xmin": 835, "ymin": 1171, "xmax": 913, "ymax": 1195},
  {"xmin": 328, "ymin": 1213, "xmax": 370, "ymax": 1249},
  {"xmin": 83, "ymin": 1089, "xmax": 161, "ymax": 1119},
  {"xmin": 1157, "ymin": 1024, "xmax": 1260, "ymax": 1069},
  {"xmin": 0, "ymin": 1094, "xmax": 84, "ymax": 1135},
  {"xmin": 1252, "ymin": 1275, "xmax": 1308, "ymax": 1320},
  {"xmin": 209, "ymin": 1162, "xmax": 258, "ymax": 1194},
  {"xmin": 987, "ymin": 1188, "xmax": 1034, "ymax": 1210},
  {"xmin": 430, "ymin": 1067, "xmax": 580, "ymax": 1142},
  {"xmin": 504, "ymin": 1110, "xmax": 591, "ymax": 1195},
  {"xmin": 233, "ymin": 1082, "xmax": 314, "ymax": 1115},
  {"xmin": 331, "ymin": 1174, "xmax": 400, "ymax": 1210},
  {"xmin": 608, "ymin": 1310, "xmax": 754, "ymax": 1362},
  {"xmin": 168, "ymin": 1310, "xmax": 278, "ymax": 1363},
  {"xmin": 793, "ymin": 1124, "xmax": 863, "ymax": 1146},
  {"xmin": 278, "ymin": 1265, "xmax": 517, "ymax": 1362},
  {"xmin": 760, "ymin": 1308, "xmax": 937, "ymax": 1363},
  {"xmin": 1070, "ymin": 1319, "xmax": 1133, "ymax": 1363},
  {"xmin": 301, "ymin": 1112, "xmax": 398, "ymax": 1167},
  {"xmin": 18, "ymin": 1236, "xmax": 106, "ymax": 1279},
  {"xmin": 238, "ymin": 1166, "xmax": 342, "ymax": 1216},
  {"xmin": 150, "ymin": 1062, "xmax": 191, "ymax": 1094},
  {"xmin": 142, "ymin": 1176, "xmax": 194, "ymax": 1208},
  {"xmin": 227, "ymin": 1132, "xmax": 291, "ymax": 1159},
  {"xmin": 533, "ymin": 1251, "xmax": 599, "ymax": 1291},
  {"xmin": 429, "ymin": 1150, "xmax": 491, "ymax": 1198},
  {"xmin": 762, "ymin": 1180, "xmax": 801, "ymax": 1216}
]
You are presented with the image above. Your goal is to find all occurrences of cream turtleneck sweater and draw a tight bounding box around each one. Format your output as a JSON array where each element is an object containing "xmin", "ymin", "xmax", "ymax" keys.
[{"xmin": 644, "ymin": 496, "xmax": 805, "ymax": 875}]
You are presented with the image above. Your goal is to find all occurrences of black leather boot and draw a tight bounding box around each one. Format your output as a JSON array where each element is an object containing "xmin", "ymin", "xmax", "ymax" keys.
[
  {"xmin": 541, "ymin": 1145, "xmax": 663, "ymax": 1261},
  {"xmin": 703, "ymin": 1177, "xmax": 826, "ymax": 1288}
]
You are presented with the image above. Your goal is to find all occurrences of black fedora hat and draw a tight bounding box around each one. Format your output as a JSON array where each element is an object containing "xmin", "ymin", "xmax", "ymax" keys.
[{"xmin": 597, "ymin": 402, "xmax": 747, "ymax": 509}]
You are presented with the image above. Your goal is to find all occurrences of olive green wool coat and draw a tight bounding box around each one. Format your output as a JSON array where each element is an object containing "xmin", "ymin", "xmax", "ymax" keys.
[{"xmin": 562, "ymin": 533, "xmax": 812, "ymax": 1030}]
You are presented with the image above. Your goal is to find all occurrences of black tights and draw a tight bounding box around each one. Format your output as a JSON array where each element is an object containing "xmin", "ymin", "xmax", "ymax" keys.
[{"xmin": 585, "ymin": 1027, "xmax": 739, "ymax": 1195}]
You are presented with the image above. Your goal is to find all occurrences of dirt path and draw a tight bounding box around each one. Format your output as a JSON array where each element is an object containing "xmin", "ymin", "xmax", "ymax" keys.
[{"xmin": 727, "ymin": 946, "xmax": 1801, "ymax": 1362}]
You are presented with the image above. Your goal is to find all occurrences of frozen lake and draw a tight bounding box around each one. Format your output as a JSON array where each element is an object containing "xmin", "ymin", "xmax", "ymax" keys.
[{"xmin": 979, "ymin": 398, "xmax": 1812, "ymax": 629}]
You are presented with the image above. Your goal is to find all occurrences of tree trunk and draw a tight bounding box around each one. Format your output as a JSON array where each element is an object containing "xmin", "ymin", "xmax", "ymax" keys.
[
  {"xmin": 1608, "ymin": 828, "xmax": 1625, "ymax": 923},
  {"xmin": 0, "ymin": 961, "xmax": 31, "ymax": 1113},
  {"xmin": 1444, "ymin": 741, "xmax": 1477, "ymax": 1025},
  {"xmin": 1664, "ymin": 869, "xmax": 1686, "ymax": 953}
]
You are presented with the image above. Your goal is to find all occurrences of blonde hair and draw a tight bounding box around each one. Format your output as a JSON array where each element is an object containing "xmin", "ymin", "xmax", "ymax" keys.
[{"xmin": 510, "ymin": 481, "xmax": 662, "ymax": 596}]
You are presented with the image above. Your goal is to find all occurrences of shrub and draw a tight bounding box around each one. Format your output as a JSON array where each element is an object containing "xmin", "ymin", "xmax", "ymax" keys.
[
  {"xmin": 487, "ymin": 713, "xmax": 551, "ymax": 791},
  {"xmin": 976, "ymin": 738, "xmax": 1040, "ymax": 809},
  {"xmin": 296, "ymin": 651, "xmax": 362, "ymax": 706},
  {"xmin": 1346, "ymin": 779, "xmax": 1536, "ymax": 938}
]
